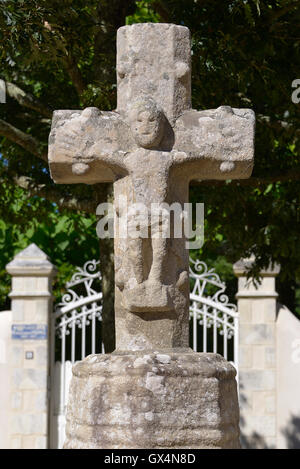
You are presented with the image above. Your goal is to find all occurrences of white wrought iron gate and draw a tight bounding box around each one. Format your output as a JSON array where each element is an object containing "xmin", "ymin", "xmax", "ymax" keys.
[
  {"xmin": 50, "ymin": 258, "xmax": 239, "ymax": 448},
  {"xmin": 49, "ymin": 260, "xmax": 103, "ymax": 449},
  {"xmin": 189, "ymin": 258, "xmax": 239, "ymax": 367}
]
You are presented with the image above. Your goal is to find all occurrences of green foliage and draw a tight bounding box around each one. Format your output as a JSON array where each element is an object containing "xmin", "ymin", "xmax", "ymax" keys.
[
  {"xmin": 0, "ymin": 0, "xmax": 300, "ymax": 314},
  {"xmin": 0, "ymin": 177, "xmax": 99, "ymax": 308},
  {"xmin": 126, "ymin": 1, "xmax": 160, "ymax": 24}
]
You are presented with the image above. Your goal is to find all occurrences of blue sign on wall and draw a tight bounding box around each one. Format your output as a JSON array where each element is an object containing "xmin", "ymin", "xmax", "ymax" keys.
[{"xmin": 12, "ymin": 324, "xmax": 48, "ymax": 340}]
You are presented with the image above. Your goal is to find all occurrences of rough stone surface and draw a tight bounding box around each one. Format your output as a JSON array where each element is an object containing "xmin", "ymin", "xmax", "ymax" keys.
[
  {"xmin": 64, "ymin": 352, "xmax": 240, "ymax": 449},
  {"xmin": 117, "ymin": 23, "xmax": 191, "ymax": 124},
  {"xmin": 49, "ymin": 24, "xmax": 255, "ymax": 352},
  {"xmin": 49, "ymin": 23, "xmax": 254, "ymax": 449},
  {"xmin": 114, "ymin": 172, "xmax": 190, "ymax": 351}
]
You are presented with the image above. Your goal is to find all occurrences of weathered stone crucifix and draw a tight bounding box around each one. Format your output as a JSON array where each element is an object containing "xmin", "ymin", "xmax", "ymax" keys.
[
  {"xmin": 49, "ymin": 23, "xmax": 254, "ymax": 353},
  {"xmin": 49, "ymin": 22, "xmax": 255, "ymax": 450}
]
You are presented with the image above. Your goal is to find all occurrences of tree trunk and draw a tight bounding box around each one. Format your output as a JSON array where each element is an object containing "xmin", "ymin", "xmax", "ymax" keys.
[
  {"xmin": 97, "ymin": 184, "xmax": 115, "ymax": 353},
  {"xmin": 99, "ymin": 236, "xmax": 115, "ymax": 352}
]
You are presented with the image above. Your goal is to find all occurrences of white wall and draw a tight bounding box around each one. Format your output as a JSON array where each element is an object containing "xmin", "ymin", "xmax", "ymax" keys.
[
  {"xmin": 0, "ymin": 310, "xmax": 12, "ymax": 449},
  {"xmin": 277, "ymin": 305, "xmax": 300, "ymax": 449}
]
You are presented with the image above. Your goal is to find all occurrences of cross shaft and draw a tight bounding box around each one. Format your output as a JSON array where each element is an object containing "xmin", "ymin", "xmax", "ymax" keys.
[{"xmin": 48, "ymin": 23, "xmax": 255, "ymax": 351}]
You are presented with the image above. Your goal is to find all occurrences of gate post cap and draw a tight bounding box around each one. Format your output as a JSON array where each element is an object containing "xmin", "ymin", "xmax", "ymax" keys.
[
  {"xmin": 233, "ymin": 256, "xmax": 280, "ymax": 277},
  {"xmin": 6, "ymin": 243, "xmax": 57, "ymax": 277}
]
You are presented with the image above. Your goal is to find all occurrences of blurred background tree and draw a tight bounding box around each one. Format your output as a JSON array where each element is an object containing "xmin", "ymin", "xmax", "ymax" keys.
[{"xmin": 0, "ymin": 0, "xmax": 300, "ymax": 353}]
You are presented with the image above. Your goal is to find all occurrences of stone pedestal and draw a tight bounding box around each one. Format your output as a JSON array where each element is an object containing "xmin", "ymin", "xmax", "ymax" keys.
[{"xmin": 64, "ymin": 351, "xmax": 240, "ymax": 449}]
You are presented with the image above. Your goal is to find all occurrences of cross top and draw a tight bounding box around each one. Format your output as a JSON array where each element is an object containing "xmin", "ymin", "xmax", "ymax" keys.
[
  {"xmin": 117, "ymin": 23, "xmax": 191, "ymax": 124},
  {"xmin": 48, "ymin": 23, "xmax": 255, "ymax": 352}
]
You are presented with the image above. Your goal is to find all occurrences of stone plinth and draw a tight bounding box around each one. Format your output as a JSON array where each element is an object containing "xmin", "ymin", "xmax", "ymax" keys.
[{"xmin": 64, "ymin": 351, "xmax": 240, "ymax": 449}]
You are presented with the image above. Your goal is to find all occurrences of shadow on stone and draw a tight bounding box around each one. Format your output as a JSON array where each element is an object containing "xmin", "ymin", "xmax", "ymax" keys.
[
  {"xmin": 281, "ymin": 415, "xmax": 300, "ymax": 449},
  {"xmin": 239, "ymin": 381, "xmax": 269, "ymax": 449}
]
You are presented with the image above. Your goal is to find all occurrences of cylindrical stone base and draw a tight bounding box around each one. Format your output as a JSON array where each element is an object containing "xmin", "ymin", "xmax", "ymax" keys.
[{"xmin": 64, "ymin": 351, "xmax": 240, "ymax": 449}]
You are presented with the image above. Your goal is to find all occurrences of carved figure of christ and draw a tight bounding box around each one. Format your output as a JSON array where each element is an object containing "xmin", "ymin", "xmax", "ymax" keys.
[{"xmin": 48, "ymin": 23, "xmax": 255, "ymax": 352}]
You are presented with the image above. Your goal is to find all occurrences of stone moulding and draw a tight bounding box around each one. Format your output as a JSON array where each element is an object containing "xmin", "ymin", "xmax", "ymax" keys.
[{"xmin": 64, "ymin": 351, "xmax": 240, "ymax": 449}]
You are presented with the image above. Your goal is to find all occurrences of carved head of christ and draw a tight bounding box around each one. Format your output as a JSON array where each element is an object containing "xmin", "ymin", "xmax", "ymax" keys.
[{"xmin": 128, "ymin": 97, "xmax": 165, "ymax": 149}]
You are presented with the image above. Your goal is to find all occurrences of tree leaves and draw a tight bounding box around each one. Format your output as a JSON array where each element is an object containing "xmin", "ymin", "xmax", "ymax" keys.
[
  {"xmin": 0, "ymin": 175, "xmax": 99, "ymax": 307},
  {"xmin": 0, "ymin": 0, "xmax": 300, "ymax": 313}
]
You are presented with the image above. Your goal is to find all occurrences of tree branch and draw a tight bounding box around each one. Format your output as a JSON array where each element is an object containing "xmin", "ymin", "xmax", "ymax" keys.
[
  {"xmin": 269, "ymin": 1, "xmax": 299, "ymax": 26},
  {"xmin": 191, "ymin": 169, "xmax": 300, "ymax": 187},
  {"xmin": 13, "ymin": 175, "xmax": 97, "ymax": 213},
  {"xmin": 63, "ymin": 52, "xmax": 86, "ymax": 96},
  {"xmin": 43, "ymin": 21, "xmax": 86, "ymax": 97},
  {"xmin": 0, "ymin": 119, "xmax": 47, "ymax": 161},
  {"xmin": 5, "ymin": 81, "xmax": 52, "ymax": 118},
  {"xmin": 152, "ymin": 1, "xmax": 172, "ymax": 22},
  {"xmin": 257, "ymin": 114, "xmax": 296, "ymax": 132}
]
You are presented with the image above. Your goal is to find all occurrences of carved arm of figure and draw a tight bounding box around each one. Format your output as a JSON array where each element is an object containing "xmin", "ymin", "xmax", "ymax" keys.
[
  {"xmin": 172, "ymin": 105, "xmax": 255, "ymax": 182},
  {"xmin": 48, "ymin": 107, "xmax": 133, "ymax": 184}
]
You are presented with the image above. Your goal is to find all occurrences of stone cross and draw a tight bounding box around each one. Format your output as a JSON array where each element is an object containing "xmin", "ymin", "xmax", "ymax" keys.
[{"xmin": 48, "ymin": 23, "xmax": 255, "ymax": 352}]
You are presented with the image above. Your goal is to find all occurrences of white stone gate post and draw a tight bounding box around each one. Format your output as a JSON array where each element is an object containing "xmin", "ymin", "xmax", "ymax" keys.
[
  {"xmin": 6, "ymin": 244, "xmax": 56, "ymax": 449},
  {"xmin": 233, "ymin": 258, "xmax": 280, "ymax": 448}
]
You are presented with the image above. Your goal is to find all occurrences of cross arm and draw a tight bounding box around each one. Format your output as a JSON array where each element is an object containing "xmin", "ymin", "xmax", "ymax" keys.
[
  {"xmin": 48, "ymin": 107, "xmax": 134, "ymax": 184},
  {"xmin": 172, "ymin": 106, "xmax": 255, "ymax": 181}
]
